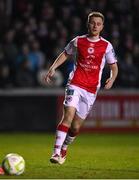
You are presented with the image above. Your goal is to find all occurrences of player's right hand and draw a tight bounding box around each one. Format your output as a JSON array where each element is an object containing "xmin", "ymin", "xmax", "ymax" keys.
[{"xmin": 43, "ymin": 68, "xmax": 55, "ymax": 84}]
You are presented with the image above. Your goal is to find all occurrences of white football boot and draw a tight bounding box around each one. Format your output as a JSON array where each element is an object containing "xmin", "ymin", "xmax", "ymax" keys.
[
  {"xmin": 50, "ymin": 154, "xmax": 60, "ymax": 164},
  {"xmin": 59, "ymin": 149, "xmax": 67, "ymax": 164}
]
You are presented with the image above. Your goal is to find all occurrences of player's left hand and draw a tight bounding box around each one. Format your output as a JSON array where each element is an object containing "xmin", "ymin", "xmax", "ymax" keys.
[{"xmin": 104, "ymin": 78, "xmax": 114, "ymax": 90}]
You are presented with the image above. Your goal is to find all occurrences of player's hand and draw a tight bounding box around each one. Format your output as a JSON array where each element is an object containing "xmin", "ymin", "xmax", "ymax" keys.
[
  {"xmin": 43, "ymin": 68, "xmax": 55, "ymax": 84},
  {"xmin": 104, "ymin": 78, "xmax": 114, "ymax": 90}
]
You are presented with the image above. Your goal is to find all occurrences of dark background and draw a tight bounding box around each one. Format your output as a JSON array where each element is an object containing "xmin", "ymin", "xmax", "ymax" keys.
[{"xmin": 0, "ymin": 0, "xmax": 139, "ymax": 132}]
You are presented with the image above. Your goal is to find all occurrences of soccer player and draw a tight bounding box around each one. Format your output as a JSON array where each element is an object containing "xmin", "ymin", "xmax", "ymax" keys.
[{"xmin": 44, "ymin": 11, "xmax": 118, "ymax": 164}]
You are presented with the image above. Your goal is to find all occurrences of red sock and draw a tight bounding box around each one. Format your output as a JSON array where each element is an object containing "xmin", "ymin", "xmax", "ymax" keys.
[{"xmin": 53, "ymin": 124, "xmax": 69, "ymax": 155}]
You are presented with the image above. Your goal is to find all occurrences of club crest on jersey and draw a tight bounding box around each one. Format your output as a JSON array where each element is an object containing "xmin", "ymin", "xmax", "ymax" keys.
[{"xmin": 88, "ymin": 47, "xmax": 94, "ymax": 54}]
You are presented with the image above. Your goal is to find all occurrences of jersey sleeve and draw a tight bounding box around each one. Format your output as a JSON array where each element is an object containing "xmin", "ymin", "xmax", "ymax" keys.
[
  {"xmin": 105, "ymin": 42, "xmax": 117, "ymax": 64},
  {"xmin": 64, "ymin": 37, "xmax": 78, "ymax": 55}
]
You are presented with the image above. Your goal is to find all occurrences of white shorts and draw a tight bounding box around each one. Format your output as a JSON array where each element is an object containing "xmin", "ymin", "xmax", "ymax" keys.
[{"xmin": 63, "ymin": 85, "xmax": 97, "ymax": 119}]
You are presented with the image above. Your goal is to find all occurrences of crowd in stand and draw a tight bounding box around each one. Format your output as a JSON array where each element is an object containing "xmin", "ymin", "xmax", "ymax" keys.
[{"xmin": 0, "ymin": 0, "xmax": 139, "ymax": 89}]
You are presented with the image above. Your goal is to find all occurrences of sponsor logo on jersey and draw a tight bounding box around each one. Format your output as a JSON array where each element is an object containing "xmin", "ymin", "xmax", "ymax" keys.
[{"xmin": 90, "ymin": 43, "xmax": 95, "ymax": 47}]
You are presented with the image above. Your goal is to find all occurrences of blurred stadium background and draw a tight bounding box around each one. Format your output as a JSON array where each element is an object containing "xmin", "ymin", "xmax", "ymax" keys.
[{"xmin": 0, "ymin": 0, "xmax": 139, "ymax": 133}]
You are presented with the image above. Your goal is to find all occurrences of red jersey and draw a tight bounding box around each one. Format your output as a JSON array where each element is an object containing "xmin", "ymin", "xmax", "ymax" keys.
[{"xmin": 64, "ymin": 35, "xmax": 117, "ymax": 94}]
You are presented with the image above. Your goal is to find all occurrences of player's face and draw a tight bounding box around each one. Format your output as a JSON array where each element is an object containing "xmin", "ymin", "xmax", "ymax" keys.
[{"xmin": 88, "ymin": 17, "xmax": 104, "ymax": 36}]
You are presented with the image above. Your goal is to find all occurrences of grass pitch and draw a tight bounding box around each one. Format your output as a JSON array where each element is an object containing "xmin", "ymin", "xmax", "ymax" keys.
[{"xmin": 0, "ymin": 132, "xmax": 139, "ymax": 179}]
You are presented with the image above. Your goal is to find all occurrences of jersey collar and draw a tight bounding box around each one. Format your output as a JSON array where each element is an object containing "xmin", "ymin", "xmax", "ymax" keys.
[{"xmin": 86, "ymin": 35, "xmax": 101, "ymax": 42}]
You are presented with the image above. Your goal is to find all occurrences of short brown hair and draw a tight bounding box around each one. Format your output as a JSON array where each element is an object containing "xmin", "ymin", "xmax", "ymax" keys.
[{"xmin": 88, "ymin": 11, "xmax": 104, "ymax": 23}]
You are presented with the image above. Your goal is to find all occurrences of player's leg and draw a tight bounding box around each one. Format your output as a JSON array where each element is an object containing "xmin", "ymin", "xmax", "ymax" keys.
[
  {"xmin": 62, "ymin": 114, "xmax": 84, "ymax": 150},
  {"xmin": 60, "ymin": 101, "xmax": 86, "ymax": 164},
  {"xmin": 59, "ymin": 114, "xmax": 84, "ymax": 164},
  {"xmin": 62, "ymin": 95, "xmax": 89, "ymax": 150},
  {"xmin": 60, "ymin": 89, "xmax": 97, "ymax": 164},
  {"xmin": 50, "ymin": 85, "xmax": 80, "ymax": 164},
  {"xmin": 50, "ymin": 106, "xmax": 76, "ymax": 163}
]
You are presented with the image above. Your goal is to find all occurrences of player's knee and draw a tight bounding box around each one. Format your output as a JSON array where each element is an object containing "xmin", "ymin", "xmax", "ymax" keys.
[
  {"xmin": 64, "ymin": 110, "xmax": 75, "ymax": 121},
  {"xmin": 61, "ymin": 107, "xmax": 76, "ymax": 126},
  {"xmin": 65, "ymin": 106, "xmax": 76, "ymax": 117},
  {"xmin": 61, "ymin": 113, "xmax": 74, "ymax": 126}
]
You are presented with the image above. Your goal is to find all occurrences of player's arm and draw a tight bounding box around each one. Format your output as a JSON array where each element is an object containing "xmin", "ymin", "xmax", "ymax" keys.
[
  {"xmin": 44, "ymin": 51, "xmax": 69, "ymax": 84},
  {"xmin": 104, "ymin": 62, "xmax": 118, "ymax": 89}
]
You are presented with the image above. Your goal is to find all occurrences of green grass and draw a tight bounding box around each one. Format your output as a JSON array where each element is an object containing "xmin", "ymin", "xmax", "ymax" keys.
[{"xmin": 0, "ymin": 133, "xmax": 139, "ymax": 179}]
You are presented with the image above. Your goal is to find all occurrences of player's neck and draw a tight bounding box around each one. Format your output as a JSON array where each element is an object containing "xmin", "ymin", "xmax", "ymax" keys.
[{"xmin": 87, "ymin": 34, "xmax": 100, "ymax": 41}]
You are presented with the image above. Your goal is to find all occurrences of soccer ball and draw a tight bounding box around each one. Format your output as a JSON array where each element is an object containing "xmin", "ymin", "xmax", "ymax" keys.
[{"xmin": 2, "ymin": 153, "xmax": 25, "ymax": 175}]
